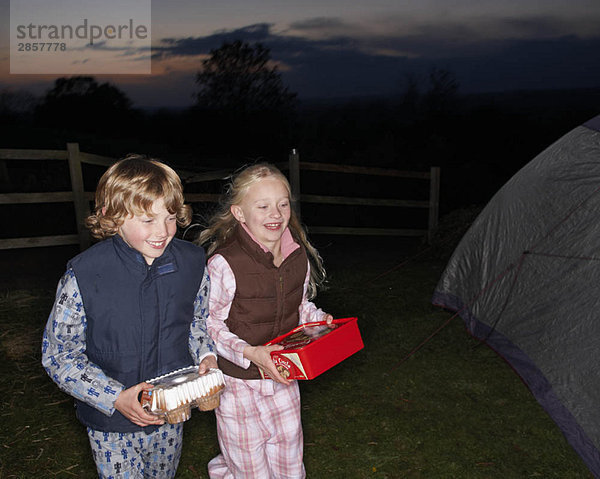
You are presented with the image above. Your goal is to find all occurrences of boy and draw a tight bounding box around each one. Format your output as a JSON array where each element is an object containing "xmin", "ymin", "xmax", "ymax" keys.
[{"xmin": 42, "ymin": 155, "xmax": 217, "ymax": 478}]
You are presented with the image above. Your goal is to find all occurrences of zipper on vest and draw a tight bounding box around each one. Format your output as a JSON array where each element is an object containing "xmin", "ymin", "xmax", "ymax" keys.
[
  {"xmin": 139, "ymin": 263, "xmax": 151, "ymax": 382},
  {"xmin": 274, "ymin": 273, "xmax": 284, "ymax": 337}
]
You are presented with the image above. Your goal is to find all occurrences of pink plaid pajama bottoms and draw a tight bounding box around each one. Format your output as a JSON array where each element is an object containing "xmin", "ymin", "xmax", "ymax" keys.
[{"xmin": 208, "ymin": 377, "xmax": 305, "ymax": 478}]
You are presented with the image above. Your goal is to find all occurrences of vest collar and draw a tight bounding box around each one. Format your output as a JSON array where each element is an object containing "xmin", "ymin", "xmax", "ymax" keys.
[
  {"xmin": 239, "ymin": 223, "xmax": 300, "ymax": 259},
  {"xmin": 112, "ymin": 234, "xmax": 178, "ymax": 276}
]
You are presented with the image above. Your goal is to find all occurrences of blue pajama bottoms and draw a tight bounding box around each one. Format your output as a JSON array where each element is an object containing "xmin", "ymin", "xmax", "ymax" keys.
[{"xmin": 87, "ymin": 424, "xmax": 183, "ymax": 478}]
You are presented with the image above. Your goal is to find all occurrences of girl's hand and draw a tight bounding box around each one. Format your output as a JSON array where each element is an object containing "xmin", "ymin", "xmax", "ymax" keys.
[
  {"xmin": 324, "ymin": 314, "xmax": 335, "ymax": 328},
  {"xmin": 114, "ymin": 382, "xmax": 165, "ymax": 427},
  {"xmin": 198, "ymin": 355, "xmax": 218, "ymax": 375},
  {"xmin": 244, "ymin": 344, "xmax": 291, "ymax": 385}
]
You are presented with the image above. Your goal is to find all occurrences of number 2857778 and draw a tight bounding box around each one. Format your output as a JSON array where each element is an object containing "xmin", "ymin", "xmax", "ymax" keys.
[{"xmin": 17, "ymin": 42, "xmax": 66, "ymax": 51}]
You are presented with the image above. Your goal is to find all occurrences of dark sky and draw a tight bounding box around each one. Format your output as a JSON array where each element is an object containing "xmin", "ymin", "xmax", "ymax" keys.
[{"xmin": 1, "ymin": 0, "xmax": 599, "ymax": 108}]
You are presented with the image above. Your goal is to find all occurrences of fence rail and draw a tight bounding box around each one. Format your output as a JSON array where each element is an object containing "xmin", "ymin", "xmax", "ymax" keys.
[
  {"xmin": 0, "ymin": 144, "xmax": 112, "ymax": 250},
  {"xmin": 286, "ymin": 153, "xmax": 440, "ymax": 241},
  {"xmin": 0, "ymin": 144, "xmax": 440, "ymax": 250}
]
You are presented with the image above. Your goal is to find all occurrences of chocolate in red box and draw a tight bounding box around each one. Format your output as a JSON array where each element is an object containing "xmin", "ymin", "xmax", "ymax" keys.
[{"xmin": 259, "ymin": 317, "xmax": 364, "ymax": 380}]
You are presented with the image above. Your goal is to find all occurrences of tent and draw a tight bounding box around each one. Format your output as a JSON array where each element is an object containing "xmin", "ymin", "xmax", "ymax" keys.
[{"xmin": 432, "ymin": 114, "xmax": 600, "ymax": 477}]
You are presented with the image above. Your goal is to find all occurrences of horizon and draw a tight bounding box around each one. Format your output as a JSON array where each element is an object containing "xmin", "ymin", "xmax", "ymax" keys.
[{"xmin": 1, "ymin": 0, "xmax": 599, "ymax": 109}]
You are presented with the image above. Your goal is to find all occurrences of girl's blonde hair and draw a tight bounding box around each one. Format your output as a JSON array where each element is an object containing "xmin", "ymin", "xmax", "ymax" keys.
[
  {"xmin": 86, "ymin": 154, "xmax": 192, "ymax": 239},
  {"xmin": 197, "ymin": 163, "xmax": 326, "ymax": 299}
]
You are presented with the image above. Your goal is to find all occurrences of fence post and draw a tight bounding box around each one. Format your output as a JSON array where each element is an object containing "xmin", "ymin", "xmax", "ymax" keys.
[
  {"xmin": 288, "ymin": 149, "xmax": 301, "ymax": 220},
  {"xmin": 427, "ymin": 166, "xmax": 440, "ymax": 244},
  {"xmin": 0, "ymin": 160, "xmax": 8, "ymax": 187},
  {"xmin": 67, "ymin": 142, "xmax": 91, "ymax": 250}
]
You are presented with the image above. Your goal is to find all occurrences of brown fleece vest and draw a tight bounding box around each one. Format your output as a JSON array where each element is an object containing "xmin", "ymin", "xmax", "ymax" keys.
[{"xmin": 215, "ymin": 225, "xmax": 308, "ymax": 379}]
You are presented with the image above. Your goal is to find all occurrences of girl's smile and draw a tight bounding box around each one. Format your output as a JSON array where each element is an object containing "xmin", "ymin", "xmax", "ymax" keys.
[
  {"xmin": 265, "ymin": 222, "xmax": 283, "ymax": 230},
  {"xmin": 230, "ymin": 176, "xmax": 291, "ymax": 255}
]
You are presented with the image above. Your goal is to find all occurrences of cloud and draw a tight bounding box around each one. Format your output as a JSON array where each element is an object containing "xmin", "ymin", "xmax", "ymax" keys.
[
  {"xmin": 149, "ymin": 18, "xmax": 600, "ymax": 100},
  {"xmin": 154, "ymin": 23, "xmax": 275, "ymax": 59},
  {"xmin": 6, "ymin": 12, "xmax": 597, "ymax": 109},
  {"xmin": 289, "ymin": 17, "xmax": 348, "ymax": 31},
  {"xmin": 499, "ymin": 15, "xmax": 567, "ymax": 38},
  {"xmin": 287, "ymin": 17, "xmax": 356, "ymax": 39},
  {"xmin": 152, "ymin": 13, "xmax": 600, "ymax": 62}
]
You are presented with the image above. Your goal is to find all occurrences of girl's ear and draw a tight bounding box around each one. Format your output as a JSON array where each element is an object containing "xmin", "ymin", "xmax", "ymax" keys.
[
  {"xmin": 230, "ymin": 205, "xmax": 245, "ymax": 223},
  {"xmin": 101, "ymin": 206, "xmax": 107, "ymax": 216}
]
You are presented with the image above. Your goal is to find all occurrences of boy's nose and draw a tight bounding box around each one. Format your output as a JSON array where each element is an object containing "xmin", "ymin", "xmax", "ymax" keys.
[{"xmin": 154, "ymin": 221, "xmax": 169, "ymax": 237}]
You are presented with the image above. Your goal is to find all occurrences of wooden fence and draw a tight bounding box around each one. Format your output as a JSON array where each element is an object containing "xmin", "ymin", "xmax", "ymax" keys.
[{"xmin": 0, "ymin": 144, "xmax": 439, "ymax": 251}]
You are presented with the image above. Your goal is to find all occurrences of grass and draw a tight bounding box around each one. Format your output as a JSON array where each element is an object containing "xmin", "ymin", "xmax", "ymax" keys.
[{"xmin": 0, "ymin": 235, "xmax": 593, "ymax": 478}]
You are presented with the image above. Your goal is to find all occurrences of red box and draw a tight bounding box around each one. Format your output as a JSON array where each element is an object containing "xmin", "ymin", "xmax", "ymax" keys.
[{"xmin": 259, "ymin": 317, "xmax": 364, "ymax": 380}]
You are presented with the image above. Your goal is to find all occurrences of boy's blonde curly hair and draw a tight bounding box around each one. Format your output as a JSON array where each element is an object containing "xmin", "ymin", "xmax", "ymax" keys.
[{"xmin": 86, "ymin": 154, "xmax": 191, "ymax": 239}]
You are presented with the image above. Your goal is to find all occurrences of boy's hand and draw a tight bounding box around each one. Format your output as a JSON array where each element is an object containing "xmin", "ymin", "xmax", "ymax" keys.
[
  {"xmin": 114, "ymin": 383, "xmax": 165, "ymax": 427},
  {"xmin": 244, "ymin": 344, "xmax": 291, "ymax": 385},
  {"xmin": 198, "ymin": 355, "xmax": 218, "ymax": 375}
]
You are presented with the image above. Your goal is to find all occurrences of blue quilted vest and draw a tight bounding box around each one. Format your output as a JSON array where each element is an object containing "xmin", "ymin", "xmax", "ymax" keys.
[{"xmin": 68, "ymin": 234, "xmax": 205, "ymax": 433}]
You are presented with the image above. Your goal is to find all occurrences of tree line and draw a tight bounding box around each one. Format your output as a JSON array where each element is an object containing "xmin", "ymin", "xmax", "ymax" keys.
[
  {"xmin": 1, "ymin": 40, "xmax": 460, "ymax": 158},
  {"xmin": 1, "ymin": 39, "xmax": 598, "ymax": 210}
]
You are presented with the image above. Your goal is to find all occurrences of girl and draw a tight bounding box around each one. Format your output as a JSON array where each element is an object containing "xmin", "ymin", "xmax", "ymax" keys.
[{"xmin": 198, "ymin": 163, "xmax": 333, "ymax": 478}]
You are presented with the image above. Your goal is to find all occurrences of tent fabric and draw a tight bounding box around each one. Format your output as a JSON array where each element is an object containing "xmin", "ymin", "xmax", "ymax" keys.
[{"xmin": 432, "ymin": 114, "xmax": 600, "ymax": 477}]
